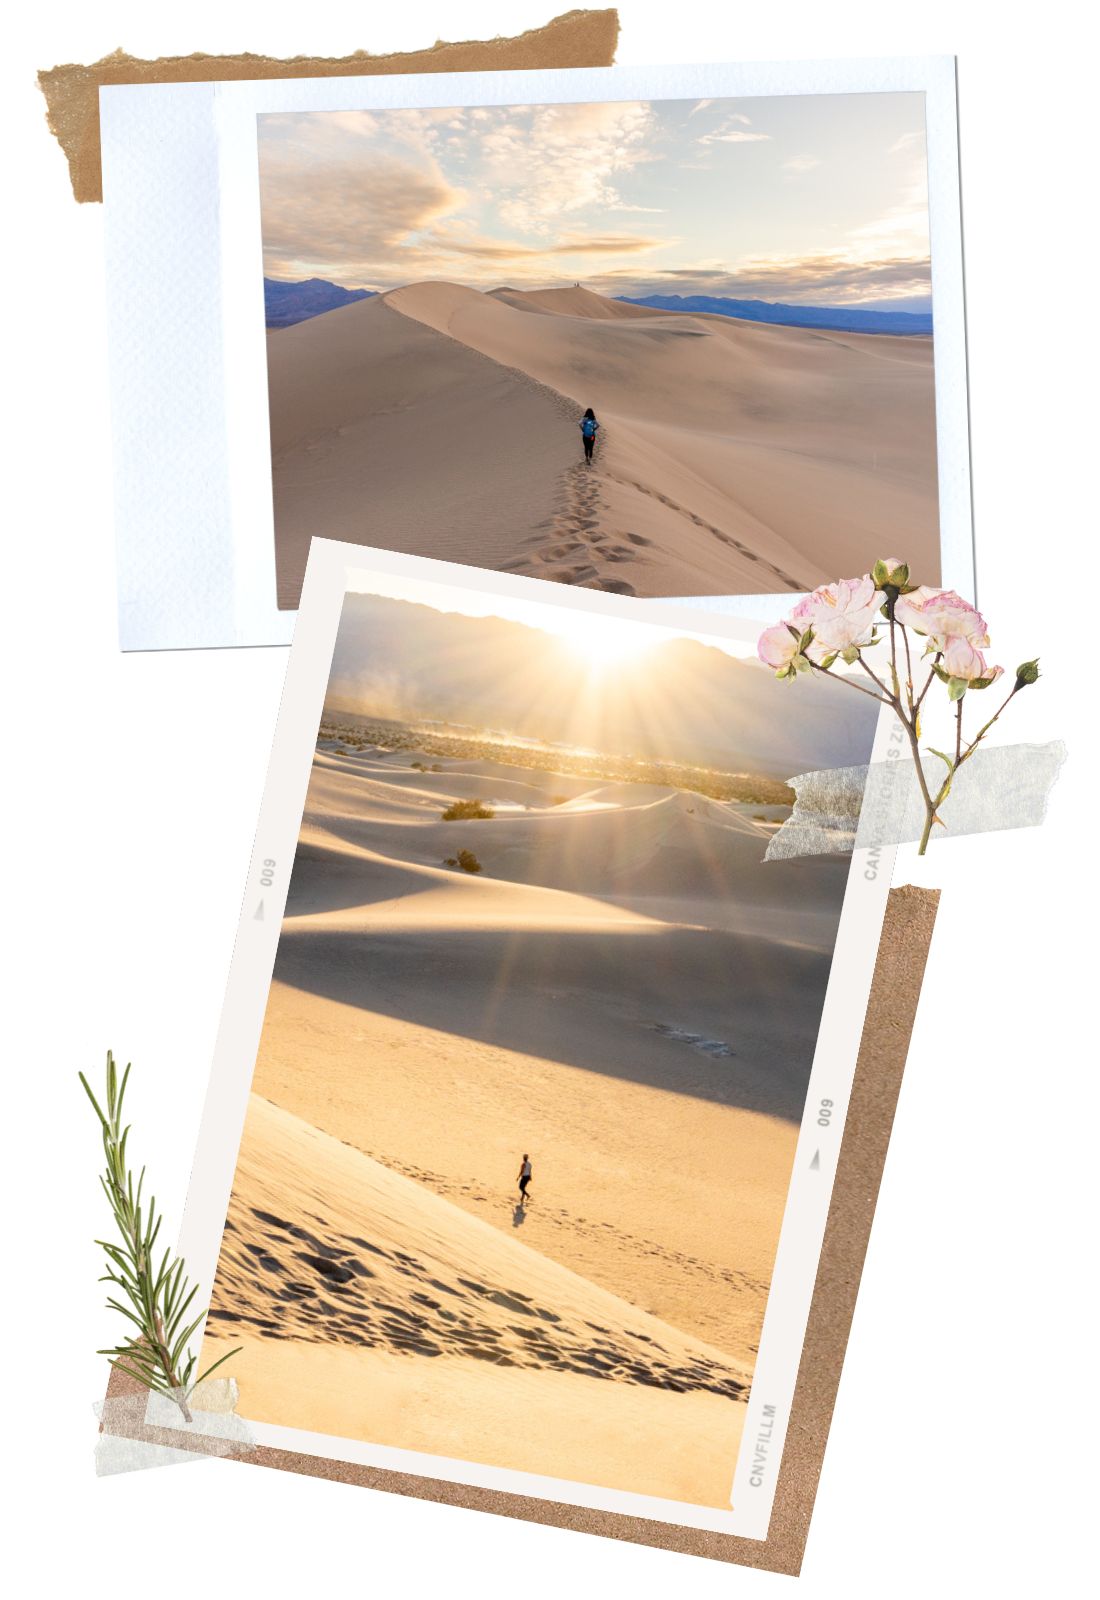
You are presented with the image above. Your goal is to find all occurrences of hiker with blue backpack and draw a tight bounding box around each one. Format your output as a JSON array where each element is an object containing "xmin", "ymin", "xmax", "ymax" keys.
[{"xmin": 579, "ymin": 407, "xmax": 600, "ymax": 463}]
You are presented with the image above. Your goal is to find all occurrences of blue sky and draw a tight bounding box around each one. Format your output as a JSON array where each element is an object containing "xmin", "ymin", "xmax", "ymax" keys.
[{"xmin": 259, "ymin": 93, "xmax": 931, "ymax": 308}]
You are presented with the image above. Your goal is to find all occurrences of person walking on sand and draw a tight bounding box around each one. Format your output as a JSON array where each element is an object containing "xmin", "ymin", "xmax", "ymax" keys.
[
  {"xmin": 579, "ymin": 407, "xmax": 600, "ymax": 464},
  {"xmin": 517, "ymin": 1153, "xmax": 533, "ymax": 1204}
]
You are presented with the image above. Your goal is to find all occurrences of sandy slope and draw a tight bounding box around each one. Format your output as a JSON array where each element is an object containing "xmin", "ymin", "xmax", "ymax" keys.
[
  {"xmin": 204, "ymin": 1095, "xmax": 748, "ymax": 1506},
  {"xmin": 266, "ymin": 295, "xmax": 578, "ymax": 608},
  {"xmin": 237, "ymin": 745, "xmax": 843, "ymax": 1365},
  {"xmin": 265, "ymin": 279, "xmax": 939, "ymax": 605}
]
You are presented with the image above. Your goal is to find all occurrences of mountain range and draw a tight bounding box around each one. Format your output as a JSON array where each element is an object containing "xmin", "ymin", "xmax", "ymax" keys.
[
  {"xmin": 326, "ymin": 593, "xmax": 878, "ymax": 779},
  {"xmin": 265, "ymin": 278, "xmax": 376, "ymax": 328},
  {"xmin": 615, "ymin": 294, "xmax": 932, "ymax": 336},
  {"xmin": 265, "ymin": 278, "xmax": 931, "ymax": 336}
]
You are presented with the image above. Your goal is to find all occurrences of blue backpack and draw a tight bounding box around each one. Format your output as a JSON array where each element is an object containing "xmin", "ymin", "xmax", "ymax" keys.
[{"xmin": 581, "ymin": 416, "xmax": 598, "ymax": 439}]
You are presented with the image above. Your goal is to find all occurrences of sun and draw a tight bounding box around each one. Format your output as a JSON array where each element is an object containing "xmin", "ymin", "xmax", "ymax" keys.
[{"xmin": 546, "ymin": 613, "xmax": 660, "ymax": 670}]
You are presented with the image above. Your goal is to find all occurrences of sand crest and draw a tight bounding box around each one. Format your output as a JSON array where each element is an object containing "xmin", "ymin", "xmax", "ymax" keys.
[{"xmin": 268, "ymin": 281, "xmax": 940, "ymax": 605}]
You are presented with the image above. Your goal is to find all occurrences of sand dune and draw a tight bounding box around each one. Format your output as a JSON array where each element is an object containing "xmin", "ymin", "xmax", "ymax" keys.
[
  {"xmin": 298, "ymin": 746, "xmax": 844, "ymax": 921},
  {"xmin": 203, "ymin": 1095, "xmax": 748, "ymax": 1506},
  {"xmin": 268, "ymin": 279, "xmax": 940, "ymax": 605},
  {"xmin": 266, "ymin": 294, "xmax": 577, "ymax": 609},
  {"xmin": 488, "ymin": 285, "xmax": 662, "ymax": 320},
  {"xmin": 234, "ymin": 743, "xmax": 838, "ymax": 1368}
]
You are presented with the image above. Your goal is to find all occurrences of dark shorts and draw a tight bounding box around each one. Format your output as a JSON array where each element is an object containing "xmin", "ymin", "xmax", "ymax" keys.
[{"xmin": 519, "ymin": 1175, "xmax": 531, "ymax": 1192}]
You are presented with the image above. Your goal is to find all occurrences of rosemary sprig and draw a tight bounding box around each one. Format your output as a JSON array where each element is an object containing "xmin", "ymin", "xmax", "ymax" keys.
[{"xmin": 80, "ymin": 1051, "xmax": 238, "ymax": 1422}]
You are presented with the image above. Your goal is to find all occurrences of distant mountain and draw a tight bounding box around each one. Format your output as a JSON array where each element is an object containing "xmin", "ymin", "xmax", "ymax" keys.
[
  {"xmin": 616, "ymin": 294, "xmax": 932, "ymax": 336},
  {"xmin": 265, "ymin": 278, "xmax": 376, "ymax": 329},
  {"xmin": 326, "ymin": 594, "xmax": 878, "ymax": 780}
]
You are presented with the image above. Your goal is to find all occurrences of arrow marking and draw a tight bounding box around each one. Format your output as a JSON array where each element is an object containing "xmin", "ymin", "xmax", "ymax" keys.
[
  {"xmin": 253, "ymin": 900, "xmax": 265, "ymax": 922},
  {"xmin": 809, "ymin": 1150, "xmax": 821, "ymax": 1171}
]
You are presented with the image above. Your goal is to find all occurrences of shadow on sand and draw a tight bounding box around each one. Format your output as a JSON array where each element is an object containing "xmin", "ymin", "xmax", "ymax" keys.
[{"xmin": 272, "ymin": 918, "xmax": 827, "ymax": 1122}]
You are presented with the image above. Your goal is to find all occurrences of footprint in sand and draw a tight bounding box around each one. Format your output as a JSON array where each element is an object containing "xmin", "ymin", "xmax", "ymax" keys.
[{"xmin": 213, "ymin": 1193, "xmax": 748, "ymax": 1402}]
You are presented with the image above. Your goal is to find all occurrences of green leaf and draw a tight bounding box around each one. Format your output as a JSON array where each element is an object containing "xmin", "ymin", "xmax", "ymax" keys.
[
  {"xmin": 967, "ymin": 675, "xmax": 997, "ymax": 690},
  {"xmin": 79, "ymin": 1074, "xmax": 110, "ymax": 1130},
  {"xmin": 170, "ymin": 1314, "xmax": 205, "ymax": 1368},
  {"xmin": 947, "ymin": 677, "xmax": 968, "ymax": 702},
  {"xmin": 194, "ymin": 1347, "xmax": 244, "ymax": 1387},
  {"xmin": 928, "ymin": 748, "xmax": 956, "ymax": 772}
]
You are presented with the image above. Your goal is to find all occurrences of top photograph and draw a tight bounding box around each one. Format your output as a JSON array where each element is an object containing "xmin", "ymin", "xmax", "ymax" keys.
[
  {"xmin": 263, "ymin": 92, "xmax": 939, "ymax": 607},
  {"xmin": 100, "ymin": 60, "xmax": 970, "ymax": 648}
]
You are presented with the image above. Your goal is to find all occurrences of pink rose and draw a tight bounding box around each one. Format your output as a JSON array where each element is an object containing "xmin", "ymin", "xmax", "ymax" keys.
[
  {"xmin": 893, "ymin": 588, "xmax": 990, "ymax": 649},
  {"xmin": 758, "ymin": 623, "xmax": 801, "ymax": 673},
  {"xmin": 941, "ymin": 635, "xmax": 1004, "ymax": 686},
  {"xmin": 791, "ymin": 575, "xmax": 880, "ymax": 653}
]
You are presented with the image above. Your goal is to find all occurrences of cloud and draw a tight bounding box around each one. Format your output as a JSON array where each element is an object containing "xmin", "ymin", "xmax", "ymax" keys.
[
  {"xmin": 890, "ymin": 130, "xmax": 925, "ymax": 155},
  {"xmin": 697, "ymin": 112, "xmax": 770, "ymax": 147},
  {"xmin": 584, "ymin": 252, "xmax": 933, "ymax": 306},
  {"xmin": 429, "ymin": 231, "xmax": 665, "ymax": 263},
  {"xmin": 698, "ymin": 131, "xmax": 771, "ymax": 146},
  {"xmin": 472, "ymin": 101, "xmax": 660, "ymax": 235},
  {"xmin": 260, "ymin": 148, "xmax": 465, "ymax": 283},
  {"xmin": 782, "ymin": 155, "xmax": 822, "ymax": 175}
]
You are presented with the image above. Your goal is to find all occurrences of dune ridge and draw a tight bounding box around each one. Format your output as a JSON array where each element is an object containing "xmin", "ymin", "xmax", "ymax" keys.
[{"xmin": 268, "ymin": 279, "xmax": 940, "ymax": 606}]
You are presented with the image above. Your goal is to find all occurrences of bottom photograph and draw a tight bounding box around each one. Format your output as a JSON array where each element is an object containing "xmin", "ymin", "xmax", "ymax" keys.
[{"xmin": 191, "ymin": 546, "xmax": 887, "ymax": 1527}]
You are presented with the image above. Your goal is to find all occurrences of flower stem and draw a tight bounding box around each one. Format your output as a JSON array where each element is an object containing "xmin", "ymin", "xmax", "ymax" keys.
[{"xmin": 898, "ymin": 709, "xmax": 940, "ymax": 855}]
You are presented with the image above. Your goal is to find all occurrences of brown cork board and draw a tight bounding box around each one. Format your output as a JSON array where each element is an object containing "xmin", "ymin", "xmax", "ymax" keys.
[
  {"xmin": 37, "ymin": 8, "xmax": 620, "ymax": 204},
  {"xmin": 101, "ymin": 883, "xmax": 939, "ymax": 1575}
]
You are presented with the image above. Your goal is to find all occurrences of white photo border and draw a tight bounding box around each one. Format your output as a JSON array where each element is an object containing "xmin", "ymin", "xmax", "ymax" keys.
[
  {"xmin": 174, "ymin": 540, "xmax": 897, "ymax": 1540},
  {"xmin": 101, "ymin": 57, "xmax": 972, "ymax": 651}
]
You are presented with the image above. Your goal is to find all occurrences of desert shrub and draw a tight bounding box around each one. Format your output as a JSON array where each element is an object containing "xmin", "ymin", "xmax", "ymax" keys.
[
  {"xmin": 443, "ymin": 848, "xmax": 482, "ymax": 874},
  {"xmin": 411, "ymin": 761, "xmax": 427, "ymax": 771},
  {"xmin": 549, "ymin": 794, "xmax": 570, "ymax": 807},
  {"xmin": 441, "ymin": 798, "xmax": 495, "ymax": 821}
]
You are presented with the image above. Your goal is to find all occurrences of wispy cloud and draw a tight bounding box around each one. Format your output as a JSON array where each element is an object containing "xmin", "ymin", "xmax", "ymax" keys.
[
  {"xmin": 695, "ymin": 110, "xmax": 769, "ymax": 148},
  {"xmin": 430, "ymin": 231, "xmax": 665, "ymax": 263},
  {"xmin": 589, "ymin": 252, "xmax": 932, "ymax": 306},
  {"xmin": 477, "ymin": 102, "xmax": 660, "ymax": 235},
  {"xmin": 782, "ymin": 155, "xmax": 822, "ymax": 176},
  {"xmin": 260, "ymin": 150, "xmax": 465, "ymax": 283}
]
